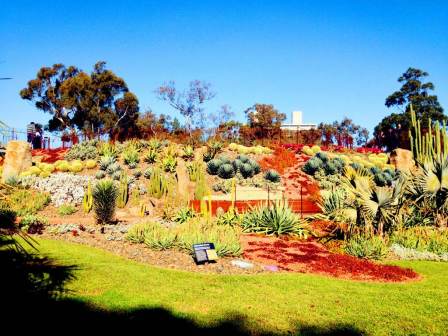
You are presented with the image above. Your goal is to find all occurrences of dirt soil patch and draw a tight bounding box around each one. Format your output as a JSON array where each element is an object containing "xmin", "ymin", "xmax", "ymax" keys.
[
  {"xmin": 242, "ymin": 234, "xmax": 420, "ymax": 282},
  {"xmin": 39, "ymin": 227, "xmax": 268, "ymax": 275}
]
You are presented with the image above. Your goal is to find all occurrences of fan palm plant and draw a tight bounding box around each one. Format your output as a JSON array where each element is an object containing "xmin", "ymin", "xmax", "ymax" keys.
[{"xmin": 413, "ymin": 158, "xmax": 448, "ymax": 226}]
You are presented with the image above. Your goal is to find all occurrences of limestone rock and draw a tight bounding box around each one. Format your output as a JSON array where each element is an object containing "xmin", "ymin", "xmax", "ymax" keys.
[
  {"xmin": 389, "ymin": 148, "xmax": 414, "ymax": 171},
  {"xmin": 2, "ymin": 141, "xmax": 32, "ymax": 182}
]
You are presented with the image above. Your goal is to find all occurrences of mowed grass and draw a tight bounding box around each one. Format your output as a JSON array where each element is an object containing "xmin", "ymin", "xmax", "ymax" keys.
[{"xmin": 34, "ymin": 238, "xmax": 448, "ymax": 335}]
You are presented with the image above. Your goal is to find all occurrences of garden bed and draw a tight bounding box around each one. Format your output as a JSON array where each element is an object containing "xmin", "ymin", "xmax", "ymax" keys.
[{"xmin": 242, "ymin": 235, "xmax": 420, "ymax": 282}]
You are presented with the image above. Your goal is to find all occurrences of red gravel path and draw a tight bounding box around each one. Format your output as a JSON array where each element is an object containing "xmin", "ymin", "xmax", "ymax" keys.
[
  {"xmin": 242, "ymin": 235, "xmax": 419, "ymax": 282},
  {"xmin": 32, "ymin": 148, "xmax": 68, "ymax": 163}
]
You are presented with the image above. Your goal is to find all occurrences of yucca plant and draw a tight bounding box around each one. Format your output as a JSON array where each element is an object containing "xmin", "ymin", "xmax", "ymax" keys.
[
  {"xmin": 241, "ymin": 201, "xmax": 308, "ymax": 237},
  {"xmin": 98, "ymin": 143, "xmax": 118, "ymax": 158},
  {"xmin": 93, "ymin": 180, "xmax": 118, "ymax": 224}
]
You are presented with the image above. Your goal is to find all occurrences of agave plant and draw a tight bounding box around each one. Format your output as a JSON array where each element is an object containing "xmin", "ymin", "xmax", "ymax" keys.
[{"xmin": 241, "ymin": 201, "xmax": 308, "ymax": 237}]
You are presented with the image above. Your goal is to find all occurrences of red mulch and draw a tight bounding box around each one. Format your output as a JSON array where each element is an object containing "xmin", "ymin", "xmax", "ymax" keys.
[
  {"xmin": 242, "ymin": 235, "xmax": 419, "ymax": 282},
  {"xmin": 32, "ymin": 148, "xmax": 68, "ymax": 163}
]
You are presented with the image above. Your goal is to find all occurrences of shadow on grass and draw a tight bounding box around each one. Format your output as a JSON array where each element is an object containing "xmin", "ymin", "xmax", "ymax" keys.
[{"xmin": 1, "ymin": 235, "xmax": 364, "ymax": 335}]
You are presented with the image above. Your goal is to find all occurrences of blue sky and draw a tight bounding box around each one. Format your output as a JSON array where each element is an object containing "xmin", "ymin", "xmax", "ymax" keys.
[{"xmin": 0, "ymin": 0, "xmax": 447, "ymax": 135}]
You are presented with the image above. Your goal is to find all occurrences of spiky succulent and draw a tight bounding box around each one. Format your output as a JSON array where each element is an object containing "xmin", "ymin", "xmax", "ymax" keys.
[
  {"xmin": 112, "ymin": 171, "xmax": 122, "ymax": 181},
  {"xmin": 206, "ymin": 159, "xmax": 222, "ymax": 175},
  {"xmin": 218, "ymin": 163, "xmax": 236, "ymax": 179},
  {"xmin": 324, "ymin": 161, "xmax": 337, "ymax": 175},
  {"xmin": 144, "ymin": 149, "xmax": 158, "ymax": 164},
  {"xmin": 95, "ymin": 170, "xmax": 106, "ymax": 180},
  {"xmin": 99, "ymin": 155, "xmax": 116, "ymax": 171},
  {"xmin": 106, "ymin": 162, "xmax": 121, "ymax": 175},
  {"xmin": 218, "ymin": 156, "xmax": 231, "ymax": 165},
  {"xmin": 236, "ymin": 154, "xmax": 250, "ymax": 163},
  {"xmin": 182, "ymin": 145, "xmax": 195, "ymax": 160},
  {"xmin": 302, "ymin": 157, "xmax": 323, "ymax": 175},
  {"xmin": 240, "ymin": 163, "xmax": 254, "ymax": 179},
  {"xmin": 128, "ymin": 162, "xmax": 138, "ymax": 169},
  {"xmin": 232, "ymin": 159, "xmax": 243, "ymax": 173},
  {"xmin": 248, "ymin": 159, "xmax": 260, "ymax": 175},
  {"xmin": 144, "ymin": 167, "xmax": 153, "ymax": 179},
  {"xmin": 93, "ymin": 179, "xmax": 118, "ymax": 224},
  {"xmin": 315, "ymin": 151, "xmax": 328, "ymax": 162},
  {"xmin": 264, "ymin": 169, "xmax": 280, "ymax": 183},
  {"xmin": 133, "ymin": 169, "xmax": 142, "ymax": 178},
  {"xmin": 162, "ymin": 155, "xmax": 177, "ymax": 173}
]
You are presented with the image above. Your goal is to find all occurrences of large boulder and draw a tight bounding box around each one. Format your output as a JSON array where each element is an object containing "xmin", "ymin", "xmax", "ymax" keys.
[
  {"xmin": 1, "ymin": 141, "xmax": 32, "ymax": 182},
  {"xmin": 389, "ymin": 148, "xmax": 414, "ymax": 171}
]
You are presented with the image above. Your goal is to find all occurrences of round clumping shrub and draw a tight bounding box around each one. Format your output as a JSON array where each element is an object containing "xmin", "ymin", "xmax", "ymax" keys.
[
  {"xmin": 233, "ymin": 159, "xmax": 243, "ymax": 172},
  {"xmin": 324, "ymin": 161, "xmax": 337, "ymax": 175},
  {"xmin": 374, "ymin": 172, "xmax": 387, "ymax": 187},
  {"xmin": 240, "ymin": 163, "xmax": 254, "ymax": 178},
  {"xmin": 248, "ymin": 159, "xmax": 261, "ymax": 175},
  {"xmin": 264, "ymin": 169, "xmax": 280, "ymax": 183},
  {"xmin": 85, "ymin": 159, "xmax": 97, "ymax": 169},
  {"xmin": 218, "ymin": 156, "xmax": 231, "ymax": 165},
  {"xmin": 236, "ymin": 154, "xmax": 250, "ymax": 163},
  {"xmin": 302, "ymin": 157, "xmax": 323, "ymax": 175},
  {"xmin": 332, "ymin": 157, "xmax": 345, "ymax": 172},
  {"xmin": 344, "ymin": 235, "xmax": 388, "ymax": 260},
  {"xmin": 95, "ymin": 171, "xmax": 106, "ymax": 180},
  {"xmin": 218, "ymin": 163, "xmax": 236, "ymax": 179},
  {"xmin": 315, "ymin": 151, "xmax": 328, "ymax": 162},
  {"xmin": 350, "ymin": 162, "xmax": 362, "ymax": 171},
  {"xmin": 206, "ymin": 159, "xmax": 222, "ymax": 175}
]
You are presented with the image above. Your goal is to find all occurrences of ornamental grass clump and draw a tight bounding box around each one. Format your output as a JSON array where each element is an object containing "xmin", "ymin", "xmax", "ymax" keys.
[
  {"xmin": 93, "ymin": 179, "xmax": 118, "ymax": 224},
  {"xmin": 241, "ymin": 201, "xmax": 308, "ymax": 238}
]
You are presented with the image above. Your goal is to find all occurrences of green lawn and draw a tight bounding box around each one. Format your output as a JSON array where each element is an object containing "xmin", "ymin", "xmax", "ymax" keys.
[{"xmin": 26, "ymin": 238, "xmax": 448, "ymax": 335}]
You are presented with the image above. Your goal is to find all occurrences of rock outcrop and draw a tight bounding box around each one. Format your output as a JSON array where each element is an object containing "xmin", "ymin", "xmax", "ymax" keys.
[
  {"xmin": 389, "ymin": 148, "xmax": 414, "ymax": 171},
  {"xmin": 1, "ymin": 141, "xmax": 32, "ymax": 182}
]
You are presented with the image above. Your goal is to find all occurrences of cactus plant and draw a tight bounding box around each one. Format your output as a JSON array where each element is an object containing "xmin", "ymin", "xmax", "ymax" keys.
[
  {"xmin": 409, "ymin": 104, "xmax": 448, "ymax": 166},
  {"xmin": 148, "ymin": 167, "xmax": 168, "ymax": 199},
  {"xmin": 128, "ymin": 162, "xmax": 138, "ymax": 169},
  {"xmin": 133, "ymin": 169, "xmax": 142, "ymax": 178},
  {"xmin": 218, "ymin": 163, "xmax": 236, "ymax": 179},
  {"xmin": 82, "ymin": 182, "xmax": 93, "ymax": 213},
  {"xmin": 116, "ymin": 174, "xmax": 129, "ymax": 208}
]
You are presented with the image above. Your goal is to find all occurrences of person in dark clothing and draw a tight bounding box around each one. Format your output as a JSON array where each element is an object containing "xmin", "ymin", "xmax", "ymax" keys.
[{"xmin": 26, "ymin": 122, "xmax": 35, "ymax": 144}]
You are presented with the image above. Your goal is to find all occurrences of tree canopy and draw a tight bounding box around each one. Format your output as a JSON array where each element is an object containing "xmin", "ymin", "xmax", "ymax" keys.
[
  {"xmin": 318, "ymin": 118, "xmax": 369, "ymax": 147},
  {"xmin": 20, "ymin": 61, "xmax": 139, "ymax": 137},
  {"xmin": 374, "ymin": 67, "xmax": 445, "ymax": 150}
]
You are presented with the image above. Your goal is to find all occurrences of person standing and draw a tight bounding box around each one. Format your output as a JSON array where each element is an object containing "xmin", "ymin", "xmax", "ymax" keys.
[{"xmin": 26, "ymin": 122, "xmax": 35, "ymax": 144}]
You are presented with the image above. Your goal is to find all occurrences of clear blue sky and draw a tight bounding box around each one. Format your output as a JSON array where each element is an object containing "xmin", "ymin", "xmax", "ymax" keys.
[{"xmin": 1, "ymin": 0, "xmax": 447, "ymax": 135}]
